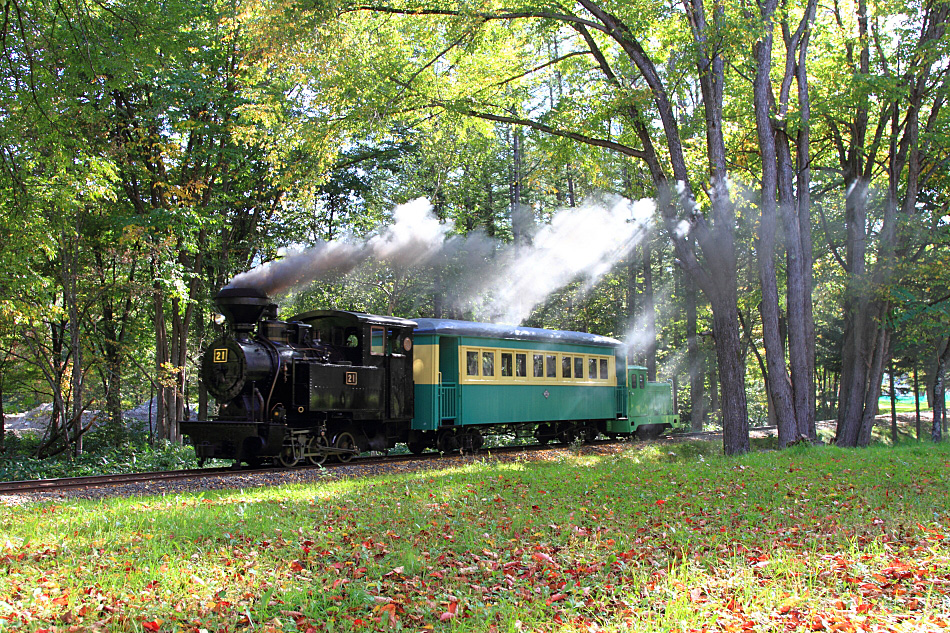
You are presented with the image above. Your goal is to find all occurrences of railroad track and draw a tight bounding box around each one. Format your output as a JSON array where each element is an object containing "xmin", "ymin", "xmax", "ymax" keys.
[
  {"xmin": 0, "ymin": 437, "xmax": 653, "ymax": 497},
  {"xmin": 0, "ymin": 466, "xmax": 240, "ymax": 495}
]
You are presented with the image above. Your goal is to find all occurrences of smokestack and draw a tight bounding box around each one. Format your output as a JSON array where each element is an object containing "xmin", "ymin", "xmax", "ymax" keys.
[{"xmin": 214, "ymin": 287, "xmax": 274, "ymax": 330}]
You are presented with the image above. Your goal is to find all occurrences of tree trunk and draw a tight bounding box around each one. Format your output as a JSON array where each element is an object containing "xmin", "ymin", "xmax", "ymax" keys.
[
  {"xmin": 0, "ymin": 369, "xmax": 5, "ymax": 453},
  {"xmin": 568, "ymin": 0, "xmax": 750, "ymax": 452},
  {"xmin": 509, "ymin": 125, "xmax": 531, "ymax": 246},
  {"xmin": 153, "ymin": 264, "xmax": 170, "ymax": 444},
  {"xmin": 686, "ymin": 273, "xmax": 704, "ymax": 431},
  {"xmin": 710, "ymin": 291, "xmax": 750, "ymax": 454},
  {"xmin": 934, "ymin": 339, "xmax": 950, "ymax": 442},
  {"xmin": 752, "ymin": 0, "xmax": 799, "ymax": 447},
  {"xmin": 889, "ymin": 362, "xmax": 897, "ymax": 444},
  {"xmin": 915, "ymin": 363, "xmax": 921, "ymax": 441}
]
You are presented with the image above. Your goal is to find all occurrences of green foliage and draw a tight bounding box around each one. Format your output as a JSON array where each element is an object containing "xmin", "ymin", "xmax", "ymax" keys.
[{"xmin": 0, "ymin": 429, "xmax": 202, "ymax": 481}]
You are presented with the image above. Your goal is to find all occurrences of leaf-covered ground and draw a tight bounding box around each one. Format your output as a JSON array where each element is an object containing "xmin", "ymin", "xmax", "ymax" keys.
[{"xmin": 1, "ymin": 442, "xmax": 948, "ymax": 632}]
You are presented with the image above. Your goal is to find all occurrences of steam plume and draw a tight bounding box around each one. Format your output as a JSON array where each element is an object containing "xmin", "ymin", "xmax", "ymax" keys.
[
  {"xmin": 226, "ymin": 196, "xmax": 655, "ymax": 325},
  {"xmin": 469, "ymin": 197, "xmax": 654, "ymax": 323},
  {"xmin": 225, "ymin": 198, "xmax": 449, "ymax": 296}
]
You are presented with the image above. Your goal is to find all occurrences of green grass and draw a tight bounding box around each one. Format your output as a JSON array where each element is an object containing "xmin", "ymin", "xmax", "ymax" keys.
[{"xmin": 1, "ymin": 442, "xmax": 949, "ymax": 632}]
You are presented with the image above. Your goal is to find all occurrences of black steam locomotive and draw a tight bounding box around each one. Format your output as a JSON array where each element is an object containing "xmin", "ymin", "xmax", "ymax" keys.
[{"xmin": 182, "ymin": 287, "xmax": 417, "ymax": 467}]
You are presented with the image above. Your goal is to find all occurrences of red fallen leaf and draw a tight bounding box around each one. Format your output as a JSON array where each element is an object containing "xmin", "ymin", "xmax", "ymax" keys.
[
  {"xmin": 655, "ymin": 499, "xmax": 666, "ymax": 506},
  {"xmin": 546, "ymin": 593, "xmax": 567, "ymax": 605},
  {"xmin": 855, "ymin": 603, "xmax": 872, "ymax": 614},
  {"xmin": 439, "ymin": 601, "xmax": 459, "ymax": 620},
  {"xmin": 532, "ymin": 552, "xmax": 555, "ymax": 564},
  {"xmin": 142, "ymin": 621, "xmax": 161, "ymax": 632},
  {"xmin": 290, "ymin": 560, "xmax": 305, "ymax": 572}
]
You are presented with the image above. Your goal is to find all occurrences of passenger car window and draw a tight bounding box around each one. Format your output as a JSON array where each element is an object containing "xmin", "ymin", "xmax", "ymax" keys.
[
  {"xmin": 533, "ymin": 354, "xmax": 544, "ymax": 378},
  {"xmin": 516, "ymin": 354, "xmax": 527, "ymax": 377},
  {"xmin": 600, "ymin": 359, "xmax": 608, "ymax": 380},
  {"xmin": 501, "ymin": 353, "xmax": 513, "ymax": 377},
  {"xmin": 482, "ymin": 351, "xmax": 495, "ymax": 377},
  {"xmin": 562, "ymin": 356, "xmax": 572, "ymax": 378},
  {"xmin": 546, "ymin": 355, "xmax": 557, "ymax": 378},
  {"xmin": 574, "ymin": 357, "xmax": 584, "ymax": 380},
  {"xmin": 370, "ymin": 327, "xmax": 385, "ymax": 355},
  {"xmin": 589, "ymin": 358, "xmax": 597, "ymax": 379},
  {"xmin": 467, "ymin": 351, "xmax": 479, "ymax": 376}
]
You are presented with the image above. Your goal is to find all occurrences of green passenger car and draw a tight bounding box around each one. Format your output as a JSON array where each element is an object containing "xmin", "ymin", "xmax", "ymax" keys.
[{"xmin": 407, "ymin": 319, "xmax": 680, "ymax": 453}]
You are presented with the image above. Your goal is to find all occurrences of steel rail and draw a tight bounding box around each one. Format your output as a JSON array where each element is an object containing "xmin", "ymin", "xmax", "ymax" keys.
[{"xmin": 0, "ymin": 433, "xmax": 701, "ymax": 497}]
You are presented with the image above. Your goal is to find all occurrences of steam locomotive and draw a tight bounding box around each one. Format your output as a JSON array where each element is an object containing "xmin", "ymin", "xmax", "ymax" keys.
[{"xmin": 180, "ymin": 287, "xmax": 681, "ymax": 467}]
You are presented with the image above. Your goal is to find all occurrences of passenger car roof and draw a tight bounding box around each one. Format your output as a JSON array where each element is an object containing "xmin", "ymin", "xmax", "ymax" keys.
[{"xmin": 412, "ymin": 318, "xmax": 622, "ymax": 348}]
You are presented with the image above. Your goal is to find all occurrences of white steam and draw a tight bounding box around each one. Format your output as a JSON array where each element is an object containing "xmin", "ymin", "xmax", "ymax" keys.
[
  {"xmin": 226, "ymin": 196, "xmax": 655, "ymax": 325},
  {"xmin": 470, "ymin": 197, "xmax": 654, "ymax": 324},
  {"xmin": 226, "ymin": 198, "xmax": 449, "ymax": 296}
]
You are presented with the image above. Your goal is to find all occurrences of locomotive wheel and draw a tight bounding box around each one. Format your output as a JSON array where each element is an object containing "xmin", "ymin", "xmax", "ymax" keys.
[
  {"xmin": 458, "ymin": 429, "xmax": 483, "ymax": 454},
  {"xmin": 580, "ymin": 425, "xmax": 598, "ymax": 444},
  {"xmin": 437, "ymin": 430, "xmax": 458, "ymax": 453},
  {"xmin": 407, "ymin": 440, "xmax": 428, "ymax": 455},
  {"xmin": 636, "ymin": 424, "xmax": 664, "ymax": 440},
  {"xmin": 278, "ymin": 443, "xmax": 300, "ymax": 468},
  {"xmin": 557, "ymin": 423, "xmax": 578, "ymax": 444},
  {"xmin": 307, "ymin": 434, "xmax": 329, "ymax": 466},
  {"xmin": 334, "ymin": 432, "xmax": 357, "ymax": 463},
  {"xmin": 535, "ymin": 423, "xmax": 554, "ymax": 446}
]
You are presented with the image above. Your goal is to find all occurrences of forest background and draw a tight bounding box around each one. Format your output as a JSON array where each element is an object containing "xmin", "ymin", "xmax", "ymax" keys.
[{"xmin": 0, "ymin": 0, "xmax": 948, "ymax": 461}]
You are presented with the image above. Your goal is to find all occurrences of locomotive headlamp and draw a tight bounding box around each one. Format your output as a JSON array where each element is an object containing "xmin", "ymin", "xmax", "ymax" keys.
[{"xmin": 212, "ymin": 312, "xmax": 226, "ymax": 326}]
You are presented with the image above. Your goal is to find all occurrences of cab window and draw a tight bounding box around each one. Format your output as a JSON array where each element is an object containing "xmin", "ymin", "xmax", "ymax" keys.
[{"xmin": 370, "ymin": 327, "xmax": 385, "ymax": 355}]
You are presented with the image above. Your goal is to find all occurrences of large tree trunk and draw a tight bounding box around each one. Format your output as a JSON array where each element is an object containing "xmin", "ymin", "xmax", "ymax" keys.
[
  {"xmin": 752, "ymin": 0, "xmax": 799, "ymax": 446},
  {"xmin": 711, "ymin": 291, "xmax": 750, "ymax": 453},
  {"xmin": 575, "ymin": 0, "xmax": 750, "ymax": 452},
  {"xmin": 686, "ymin": 273, "xmax": 705, "ymax": 431},
  {"xmin": 153, "ymin": 265, "xmax": 171, "ymax": 443}
]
